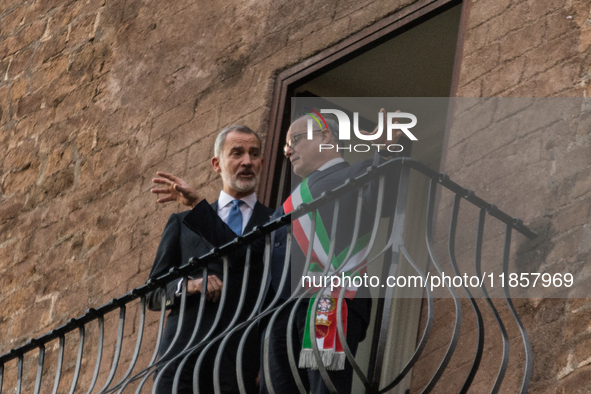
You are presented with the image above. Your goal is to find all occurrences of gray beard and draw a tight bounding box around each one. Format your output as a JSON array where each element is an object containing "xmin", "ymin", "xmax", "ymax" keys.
[{"xmin": 220, "ymin": 165, "xmax": 259, "ymax": 194}]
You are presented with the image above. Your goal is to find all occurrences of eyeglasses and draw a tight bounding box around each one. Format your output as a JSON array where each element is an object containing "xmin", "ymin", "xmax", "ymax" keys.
[{"xmin": 284, "ymin": 130, "xmax": 322, "ymax": 151}]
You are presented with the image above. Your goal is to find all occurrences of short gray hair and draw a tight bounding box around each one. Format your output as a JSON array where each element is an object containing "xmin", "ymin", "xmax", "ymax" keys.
[{"xmin": 214, "ymin": 125, "xmax": 261, "ymax": 158}]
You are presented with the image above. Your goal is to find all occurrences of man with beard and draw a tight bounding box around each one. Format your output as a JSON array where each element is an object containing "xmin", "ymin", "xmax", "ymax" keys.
[
  {"xmin": 157, "ymin": 110, "xmax": 402, "ymax": 393},
  {"xmin": 146, "ymin": 125, "xmax": 274, "ymax": 393}
]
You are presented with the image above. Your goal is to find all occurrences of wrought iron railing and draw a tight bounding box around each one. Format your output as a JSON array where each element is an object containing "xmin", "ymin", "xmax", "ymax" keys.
[{"xmin": 0, "ymin": 158, "xmax": 536, "ymax": 394}]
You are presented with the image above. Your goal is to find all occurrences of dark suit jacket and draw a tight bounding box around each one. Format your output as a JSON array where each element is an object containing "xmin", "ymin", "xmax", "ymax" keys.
[
  {"xmin": 146, "ymin": 200, "xmax": 274, "ymax": 361},
  {"xmin": 184, "ymin": 156, "xmax": 398, "ymax": 334},
  {"xmin": 269, "ymin": 158, "xmax": 398, "ymax": 328}
]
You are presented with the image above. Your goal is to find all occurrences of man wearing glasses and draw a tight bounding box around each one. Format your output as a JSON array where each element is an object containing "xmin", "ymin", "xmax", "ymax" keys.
[{"xmin": 156, "ymin": 110, "xmax": 403, "ymax": 393}]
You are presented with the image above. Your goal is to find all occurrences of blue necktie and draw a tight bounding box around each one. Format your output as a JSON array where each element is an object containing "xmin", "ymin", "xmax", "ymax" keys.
[{"xmin": 227, "ymin": 200, "xmax": 244, "ymax": 235}]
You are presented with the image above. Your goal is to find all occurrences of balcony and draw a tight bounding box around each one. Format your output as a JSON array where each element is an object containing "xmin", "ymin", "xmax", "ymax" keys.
[{"xmin": 0, "ymin": 158, "xmax": 536, "ymax": 394}]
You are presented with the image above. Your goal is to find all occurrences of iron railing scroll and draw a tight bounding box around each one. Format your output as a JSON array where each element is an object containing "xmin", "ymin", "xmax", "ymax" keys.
[{"xmin": 0, "ymin": 157, "xmax": 536, "ymax": 394}]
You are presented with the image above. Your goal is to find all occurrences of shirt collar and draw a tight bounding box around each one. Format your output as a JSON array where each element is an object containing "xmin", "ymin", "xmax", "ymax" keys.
[
  {"xmin": 317, "ymin": 157, "xmax": 346, "ymax": 172},
  {"xmin": 218, "ymin": 190, "xmax": 257, "ymax": 210}
]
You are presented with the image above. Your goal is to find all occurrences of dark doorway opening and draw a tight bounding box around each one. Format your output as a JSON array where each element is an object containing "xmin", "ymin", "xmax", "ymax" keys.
[
  {"xmin": 261, "ymin": 0, "xmax": 465, "ymax": 210},
  {"xmin": 260, "ymin": 1, "xmax": 465, "ymax": 391}
]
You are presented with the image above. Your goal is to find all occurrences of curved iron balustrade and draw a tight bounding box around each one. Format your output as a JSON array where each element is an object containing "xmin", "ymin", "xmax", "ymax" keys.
[{"xmin": 0, "ymin": 158, "xmax": 536, "ymax": 394}]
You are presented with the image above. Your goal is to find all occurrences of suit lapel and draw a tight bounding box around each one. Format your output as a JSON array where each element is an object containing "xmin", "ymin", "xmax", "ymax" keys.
[
  {"xmin": 244, "ymin": 201, "xmax": 270, "ymax": 233},
  {"xmin": 211, "ymin": 199, "xmax": 270, "ymax": 234}
]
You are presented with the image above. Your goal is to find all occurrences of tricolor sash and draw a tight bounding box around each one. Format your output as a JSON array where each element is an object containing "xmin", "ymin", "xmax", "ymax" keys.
[{"xmin": 284, "ymin": 178, "xmax": 370, "ymax": 370}]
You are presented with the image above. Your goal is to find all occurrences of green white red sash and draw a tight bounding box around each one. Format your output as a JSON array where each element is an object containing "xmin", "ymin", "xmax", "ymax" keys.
[{"xmin": 283, "ymin": 178, "xmax": 370, "ymax": 371}]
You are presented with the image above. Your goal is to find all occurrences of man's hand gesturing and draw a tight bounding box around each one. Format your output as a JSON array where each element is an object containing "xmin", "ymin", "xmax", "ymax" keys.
[{"xmin": 151, "ymin": 172, "xmax": 202, "ymax": 208}]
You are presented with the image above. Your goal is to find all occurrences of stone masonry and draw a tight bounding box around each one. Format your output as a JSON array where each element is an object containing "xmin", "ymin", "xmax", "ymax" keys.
[
  {"xmin": 0, "ymin": 0, "xmax": 421, "ymax": 391},
  {"xmin": 1, "ymin": 0, "xmax": 590, "ymax": 392},
  {"xmin": 410, "ymin": 0, "xmax": 591, "ymax": 393}
]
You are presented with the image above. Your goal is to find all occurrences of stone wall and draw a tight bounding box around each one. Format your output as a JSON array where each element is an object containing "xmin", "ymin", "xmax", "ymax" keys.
[
  {"xmin": 410, "ymin": 0, "xmax": 591, "ymax": 393},
  {"xmin": 2, "ymin": 0, "xmax": 590, "ymax": 392},
  {"xmin": 0, "ymin": 0, "xmax": 419, "ymax": 391}
]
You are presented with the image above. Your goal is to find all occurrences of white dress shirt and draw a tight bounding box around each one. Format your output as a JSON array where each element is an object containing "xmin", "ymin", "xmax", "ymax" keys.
[
  {"xmin": 176, "ymin": 191, "xmax": 257, "ymax": 296},
  {"xmin": 217, "ymin": 190, "xmax": 257, "ymax": 234}
]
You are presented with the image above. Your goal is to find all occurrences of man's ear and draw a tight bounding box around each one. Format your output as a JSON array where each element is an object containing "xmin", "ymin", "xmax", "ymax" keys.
[
  {"xmin": 322, "ymin": 129, "xmax": 333, "ymax": 144},
  {"xmin": 211, "ymin": 157, "xmax": 222, "ymax": 174}
]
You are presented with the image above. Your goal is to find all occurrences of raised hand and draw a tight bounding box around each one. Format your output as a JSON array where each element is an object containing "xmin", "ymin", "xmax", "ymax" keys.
[{"xmin": 151, "ymin": 172, "xmax": 202, "ymax": 208}]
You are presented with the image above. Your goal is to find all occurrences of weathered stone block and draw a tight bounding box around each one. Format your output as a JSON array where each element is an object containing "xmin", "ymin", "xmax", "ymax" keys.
[
  {"xmin": 219, "ymin": 81, "xmax": 271, "ymax": 125},
  {"xmin": 16, "ymin": 89, "xmax": 44, "ymax": 118},
  {"xmin": 552, "ymin": 142, "xmax": 591, "ymax": 183},
  {"xmin": 460, "ymin": 43, "xmax": 500, "ymax": 84},
  {"xmin": 573, "ymin": 168, "xmax": 591, "ymax": 199},
  {"xmin": 558, "ymin": 366, "xmax": 591, "ymax": 393},
  {"xmin": 33, "ymin": 28, "xmax": 68, "ymax": 65},
  {"xmin": 525, "ymin": 33, "xmax": 578, "ymax": 79},
  {"xmin": 53, "ymin": 83, "xmax": 97, "ymax": 123},
  {"xmin": 449, "ymin": 98, "xmax": 496, "ymax": 146},
  {"xmin": 482, "ymin": 56, "xmax": 526, "ymax": 96},
  {"xmin": 528, "ymin": 0, "xmax": 566, "ymax": 22},
  {"xmin": 3, "ymin": 164, "xmax": 39, "ymax": 195},
  {"xmin": 1, "ymin": 285, "xmax": 36, "ymax": 318},
  {"xmin": 552, "ymin": 198, "xmax": 591, "ymax": 234},
  {"xmin": 0, "ymin": 6, "xmax": 28, "ymax": 37},
  {"xmin": 38, "ymin": 166, "xmax": 75, "ymax": 199},
  {"xmin": 4, "ymin": 139, "xmax": 37, "ymax": 170},
  {"xmin": 532, "ymin": 59, "xmax": 581, "ymax": 96},
  {"xmin": 233, "ymin": 105, "xmax": 270, "ymax": 138},
  {"xmin": 0, "ymin": 198, "xmax": 24, "ymax": 225},
  {"xmin": 300, "ymin": 17, "xmax": 351, "ymax": 59},
  {"xmin": 67, "ymin": 12, "xmax": 98, "ymax": 47},
  {"xmin": 149, "ymin": 100, "xmax": 196, "ymax": 144},
  {"xmin": 45, "ymin": 145, "xmax": 72, "ymax": 177},
  {"xmin": 456, "ymin": 77, "xmax": 482, "ymax": 97},
  {"xmin": 546, "ymin": 228, "xmax": 584, "ymax": 266},
  {"xmin": 0, "ymin": 238, "xmax": 18, "ymax": 271},
  {"xmin": 28, "ymin": 53, "xmax": 69, "ymax": 94},
  {"xmin": 485, "ymin": 1, "xmax": 530, "ymax": 44},
  {"xmin": 8, "ymin": 46, "xmax": 34, "ymax": 80},
  {"xmin": 468, "ymin": 0, "xmax": 513, "ymax": 28},
  {"xmin": 8, "ymin": 19, "xmax": 46, "ymax": 55},
  {"xmin": 0, "ymin": 0, "xmax": 23, "ymax": 16},
  {"xmin": 499, "ymin": 22, "xmax": 547, "ymax": 62},
  {"xmin": 565, "ymin": 306, "xmax": 591, "ymax": 341},
  {"xmin": 167, "ymin": 113, "xmax": 218, "ymax": 159},
  {"xmin": 51, "ymin": 1, "xmax": 84, "ymax": 32},
  {"xmin": 546, "ymin": 8, "xmax": 577, "ymax": 42},
  {"xmin": 9, "ymin": 77, "xmax": 27, "ymax": 101},
  {"xmin": 139, "ymin": 136, "xmax": 168, "ymax": 171},
  {"xmin": 459, "ymin": 113, "xmax": 520, "ymax": 166},
  {"xmin": 463, "ymin": 18, "xmax": 490, "ymax": 56}
]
